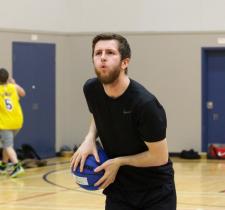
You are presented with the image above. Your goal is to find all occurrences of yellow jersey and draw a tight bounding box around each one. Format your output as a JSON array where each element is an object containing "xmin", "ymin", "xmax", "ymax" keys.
[{"xmin": 0, "ymin": 83, "xmax": 23, "ymax": 129}]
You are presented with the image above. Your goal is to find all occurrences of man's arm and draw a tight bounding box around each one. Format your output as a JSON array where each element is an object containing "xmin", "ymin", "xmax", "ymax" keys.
[
  {"xmin": 71, "ymin": 116, "xmax": 99, "ymax": 171},
  {"xmin": 8, "ymin": 77, "xmax": 26, "ymax": 97},
  {"xmin": 94, "ymin": 139, "xmax": 169, "ymax": 189},
  {"xmin": 117, "ymin": 139, "xmax": 169, "ymax": 167}
]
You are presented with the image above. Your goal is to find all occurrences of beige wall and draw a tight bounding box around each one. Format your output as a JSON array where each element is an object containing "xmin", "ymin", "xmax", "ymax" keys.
[
  {"xmin": 1, "ymin": 30, "xmax": 225, "ymax": 153},
  {"xmin": 1, "ymin": 0, "xmax": 225, "ymax": 32}
]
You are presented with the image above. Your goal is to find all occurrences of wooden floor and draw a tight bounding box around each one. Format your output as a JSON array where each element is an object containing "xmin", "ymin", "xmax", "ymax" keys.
[{"xmin": 0, "ymin": 157, "xmax": 225, "ymax": 210}]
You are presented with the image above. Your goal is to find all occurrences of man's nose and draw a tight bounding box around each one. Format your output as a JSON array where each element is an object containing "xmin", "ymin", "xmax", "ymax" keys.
[{"xmin": 101, "ymin": 52, "xmax": 106, "ymax": 61}]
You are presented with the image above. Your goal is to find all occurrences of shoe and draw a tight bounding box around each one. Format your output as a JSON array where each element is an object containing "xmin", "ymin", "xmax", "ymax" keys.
[
  {"xmin": 6, "ymin": 163, "xmax": 14, "ymax": 174},
  {"xmin": 9, "ymin": 163, "xmax": 25, "ymax": 178},
  {"xmin": 0, "ymin": 162, "xmax": 7, "ymax": 174}
]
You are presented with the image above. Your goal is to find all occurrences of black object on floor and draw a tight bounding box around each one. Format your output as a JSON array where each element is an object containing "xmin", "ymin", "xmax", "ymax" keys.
[{"xmin": 180, "ymin": 149, "xmax": 201, "ymax": 159}]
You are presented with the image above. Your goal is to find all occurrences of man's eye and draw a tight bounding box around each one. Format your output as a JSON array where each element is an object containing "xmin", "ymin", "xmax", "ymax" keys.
[
  {"xmin": 107, "ymin": 51, "xmax": 114, "ymax": 55},
  {"xmin": 95, "ymin": 51, "xmax": 101, "ymax": 56}
]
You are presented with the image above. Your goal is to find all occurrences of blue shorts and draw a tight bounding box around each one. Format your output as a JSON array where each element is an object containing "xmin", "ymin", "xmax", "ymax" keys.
[{"xmin": 0, "ymin": 130, "xmax": 19, "ymax": 148}]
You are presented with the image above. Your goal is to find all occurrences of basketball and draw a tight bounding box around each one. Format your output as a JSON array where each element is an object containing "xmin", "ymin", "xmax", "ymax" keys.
[{"xmin": 71, "ymin": 146, "xmax": 108, "ymax": 190}]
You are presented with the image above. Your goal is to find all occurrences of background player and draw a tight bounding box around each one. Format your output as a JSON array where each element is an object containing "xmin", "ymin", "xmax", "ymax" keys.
[{"xmin": 0, "ymin": 68, "xmax": 25, "ymax": 178}]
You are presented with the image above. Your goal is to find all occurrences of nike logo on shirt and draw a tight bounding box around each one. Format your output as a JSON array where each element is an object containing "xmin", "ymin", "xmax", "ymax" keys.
[{"xmin": 123, "ymin": 110, "xmax": 132, "ymax": 114}]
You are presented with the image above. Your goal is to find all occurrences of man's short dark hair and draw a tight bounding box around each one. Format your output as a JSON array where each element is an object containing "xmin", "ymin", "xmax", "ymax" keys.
[
  {"xmin": 0, "ymin": 68, "xmax": 9, "ymax": 84},
  {"xmin": 92, "ymin": 33, "xmax": 131, "ymax": 61}
]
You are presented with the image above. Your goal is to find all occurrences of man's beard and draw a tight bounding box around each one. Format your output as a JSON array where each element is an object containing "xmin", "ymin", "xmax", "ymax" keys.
[{"xmin": 95, "ymin": 67, "xmax": 121, "ymax": 84}]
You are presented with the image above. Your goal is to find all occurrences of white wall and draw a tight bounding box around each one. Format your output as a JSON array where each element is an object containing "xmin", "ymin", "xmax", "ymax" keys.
[
  {"xmin": 0, "ymin": 0, "xmax": 70, "ymax": 32},
  {"xmin": 1, "ymin": 0, "xmax": 225, "ymax": 33}
]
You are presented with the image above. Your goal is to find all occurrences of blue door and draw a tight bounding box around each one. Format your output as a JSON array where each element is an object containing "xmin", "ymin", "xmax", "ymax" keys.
[
  {"xmin": 13, "ymin": 42, "xmax": 55, "ymax": 158},
  {"xmin": 202, "ymin": 48, "xmax": 225, "ymax": 151}
]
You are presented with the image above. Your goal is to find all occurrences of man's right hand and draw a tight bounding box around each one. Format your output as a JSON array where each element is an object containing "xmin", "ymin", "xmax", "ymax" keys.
[{"xmin": 70, "ymin": 136, "xmax": 99, "ymax": 172}]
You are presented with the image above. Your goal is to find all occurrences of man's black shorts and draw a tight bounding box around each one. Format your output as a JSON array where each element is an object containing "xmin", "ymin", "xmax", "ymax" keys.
[{"xmin": 104, "ymin": 181, "xmax": 176, "ymax": 210}]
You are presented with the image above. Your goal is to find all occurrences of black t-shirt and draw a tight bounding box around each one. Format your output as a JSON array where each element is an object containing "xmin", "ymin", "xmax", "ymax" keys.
[{"xmin": 83, "ymin": 78, "xmax": 174, "ymax": 191}]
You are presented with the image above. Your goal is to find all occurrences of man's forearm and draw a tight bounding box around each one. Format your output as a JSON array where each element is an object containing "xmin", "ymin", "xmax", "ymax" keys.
[
  {"xmin": 85, "ymin": 117, "xmax": 98, "ymax": 141},
  {"xmin": 116, "ymin": 151, "xmax": 165, "ymax": 168},
  {"xmin": 116, "ymin": 140, "xmax": 169, "ymax": 168}
]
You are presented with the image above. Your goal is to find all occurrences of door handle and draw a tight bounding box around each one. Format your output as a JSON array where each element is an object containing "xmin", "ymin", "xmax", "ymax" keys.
[{"xmin": 206, "ymin": 101, "xmax": 213, "ymax": 109}]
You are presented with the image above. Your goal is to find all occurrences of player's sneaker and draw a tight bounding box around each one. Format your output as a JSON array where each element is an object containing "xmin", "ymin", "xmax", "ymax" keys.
[
  {"xmin": 9, "ymin": 163, "xmax": 25, "ymax": 178},
  {"xmin": 0, "ymin": 162, "xmax": 7, "ymax": 174}
]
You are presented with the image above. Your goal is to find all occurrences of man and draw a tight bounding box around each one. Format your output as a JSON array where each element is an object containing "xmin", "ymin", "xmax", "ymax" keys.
[
  {"xmin": 71, "ymin": 33, "xmax": 176, "ymax": 210},
  {"xmin": 0, "ymin": 68, "xmax": 25, "ymax": 178}
]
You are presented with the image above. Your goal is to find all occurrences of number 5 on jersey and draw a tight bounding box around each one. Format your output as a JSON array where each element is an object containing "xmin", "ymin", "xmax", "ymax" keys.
[{"xmin": 5, "ymin": 98, "xmax": 13, "ymax": 110}]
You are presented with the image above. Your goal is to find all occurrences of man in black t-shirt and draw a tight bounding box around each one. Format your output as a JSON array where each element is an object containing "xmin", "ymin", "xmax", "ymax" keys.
[{"xmin": 71, "ymin": 33, "xmax": 176, "ymax": 210}]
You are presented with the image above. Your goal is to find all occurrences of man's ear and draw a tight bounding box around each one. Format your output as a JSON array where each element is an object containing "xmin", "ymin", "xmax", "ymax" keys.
[{"xmin": 121, "ymin": 58, "xmax": 130, "ymax": 70}]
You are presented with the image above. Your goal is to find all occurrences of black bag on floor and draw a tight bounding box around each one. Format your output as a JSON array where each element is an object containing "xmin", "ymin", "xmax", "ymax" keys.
[
  {"xmin": 180, "ymin": 149, "xmax": 200, "ymax": 159},
  {"xmin": 16, "ymin": 144, "xmax": 41, "ymax": 160}
]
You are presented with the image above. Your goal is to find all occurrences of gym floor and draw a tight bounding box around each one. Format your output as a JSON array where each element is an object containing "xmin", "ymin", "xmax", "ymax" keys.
[{"xmin": 0, "ymin": 156, "xmax": 225, "ymax": 210}]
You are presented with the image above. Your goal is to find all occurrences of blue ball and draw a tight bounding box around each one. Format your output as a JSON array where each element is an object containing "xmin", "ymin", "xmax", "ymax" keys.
[{"xmin": 72, "ymin": 147, "xmax": 108, "ymax": 190}]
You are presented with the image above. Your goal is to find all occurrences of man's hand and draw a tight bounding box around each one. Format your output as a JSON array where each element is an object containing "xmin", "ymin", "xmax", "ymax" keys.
[
  {"xmin": 70, "ymin": 137, "xmax": 99, "ymax": 173},
  {"xmin": 94, "ymin": 158, "xmax": 121, "ymax": 189}
]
